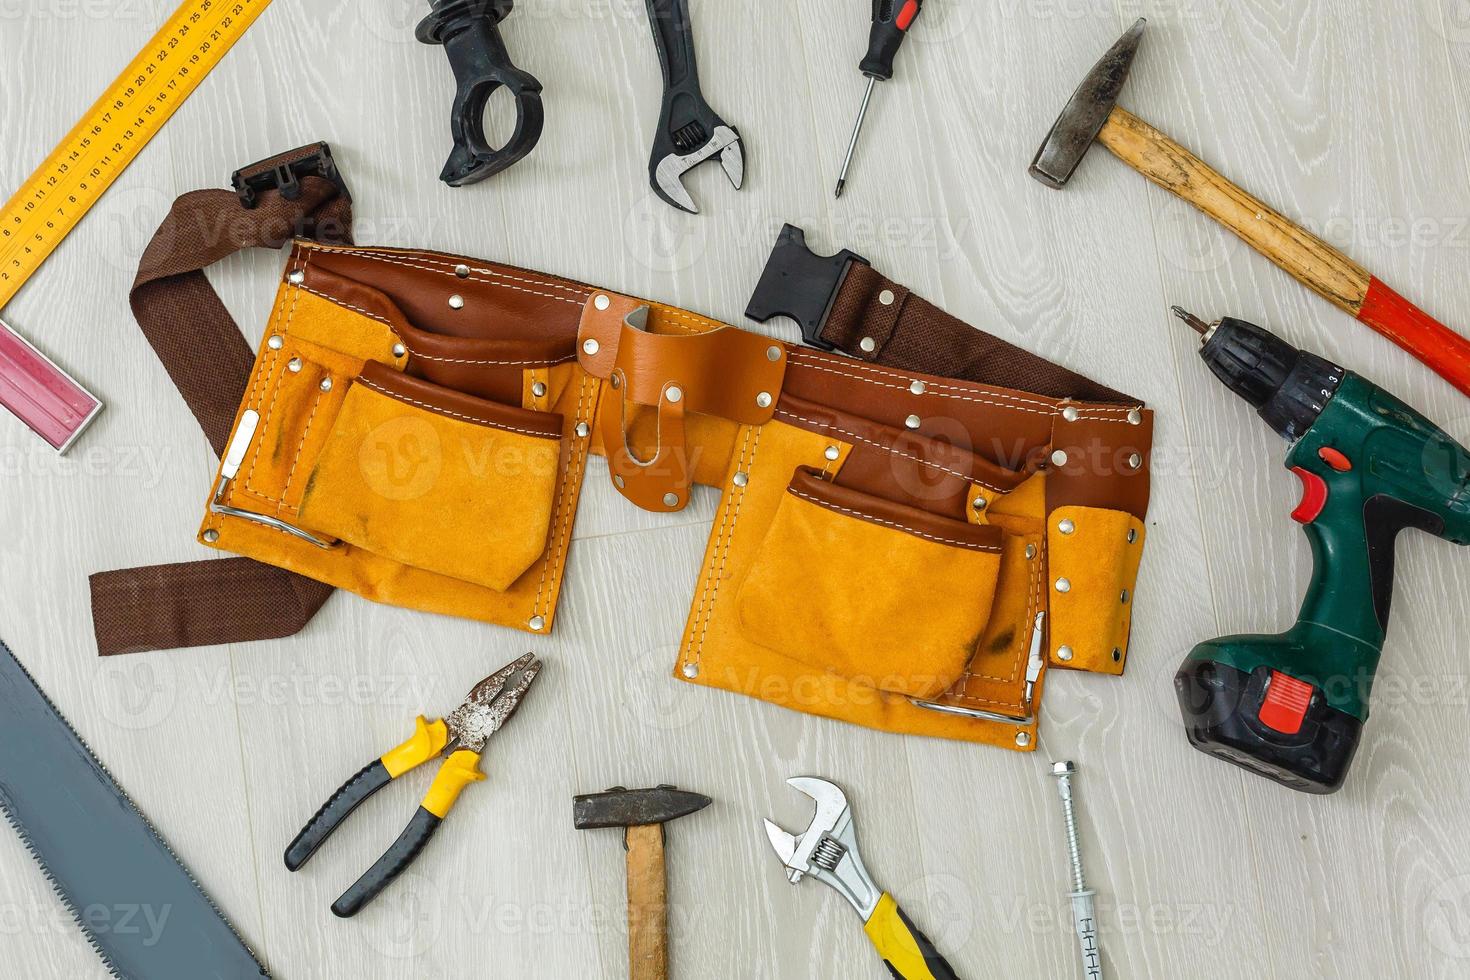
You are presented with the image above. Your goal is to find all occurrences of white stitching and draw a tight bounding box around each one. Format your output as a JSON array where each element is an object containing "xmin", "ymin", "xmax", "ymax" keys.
[
  {"xmin": 279, "ymin": 386, "xmax": 325, "ymax": 514},
  {"xmin": 786, "ymin": 350, "xmax": 1145, "ymax": 423},
  {"xmin": 358, "ymin": 378, "xmax": 560, "ymax": 439},
  {"xmin": 963, "ymin": 532, "xmax": 1042, "ymax": 686},
  {"xmin": 774, "ymin": 407, "xmax": 1006, "ymax": 492},
  {"xmin": 291, "ymin": 282, "xmax": 573, "ymax": 367},
  {"xmin": 786, "ymin": 352, "xmax": 1055, "ymax": 417},
  {"xmin": 692, "ymin": 425, "xmax": 762, "ymax": 665},
  {"xmin": 296, "ymin": 242, "xmax": 587, "ymax": 306},
  {"xmin": 683, "ymin": 425, "xmax": 752, "ymax": 668},
  {"xmin": 788, "ymin": 488, "xmax": 1002, "ymax": 553},
  {"xmin": 309, "ymin": 245, "xmax": 591, "ymax": 298},
  {"xmin": 532, "ymin": 373, "xmax": 593, "ymax": 616}
]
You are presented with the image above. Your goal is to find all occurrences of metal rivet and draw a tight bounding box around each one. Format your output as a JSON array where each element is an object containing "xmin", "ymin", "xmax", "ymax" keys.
[
  {"xmin": 1057, "ymin": 645, "xmax": 1074, "ymax": 662},
  {"xmin": 287, "ymin": 357, "xmax": 303, "ymax": 373},
  {"xmin": 663, "ymin": 492, "xmax": 679, "ymax": 508},
  {"xmin": 575, "ymin": 422, "xmax": 590, "ymax": 438},
  {"xmin": 1127, "ymin": 528, "xmax": 1138, "ymax": 544},
  {"xmin": 767, "ymin": 346, "xmax": 782, "ymax": 362},
  {"xmin": 1051, "ymin": 450, "xmax": 1069, "ymax": 467},
  {"xmin": 1015, "ymin": 732, "xmax": 1031, "ymax": 748},
  {"xmin": 392, "ymin": 343, "xmax": 407, "ymax": 358},
  {"xmin": 1128, "ymin": 452, "xmax": 1143, "ymax": 470},
  {"xmin": 879, "ymin": 289, "xmax": 896, "ymax": 306},
  {"xmin": 1121, "ymin": 589, "xmax": 1130, "ymax": 604},
  {"xmin": 1025, "ymin": 544, "xmax": 1037, "ymax": 560},
  {"xmin": 267, "ymin": 335, "xmax": 284, "ymax": 350},
  {"xmin": 532, "ymin": 381, "xmax": 547, "ymax": 398},
  {"xmin": 859, "ymin": 337, "xmax": 877, "ymax": 353},
  {"xmin": 528, "ymin": 615, "xmax": 545, "ymax": 632},
  {"xmin": 905, "ymin": 414, "xmax": 921, "ymax": 430},
  {"xmin": 1128, "ymin": 408, "xmax": 1142, "ymax": 425},
  {"xmin": 756, "ymin": 392, "xmax": 773, "ymax": 409},
  {"xmin": 448, "ymin": 294, "xmax": 465, "ymax": 310},
  {"xmin": 583, "ymin": 339, "xmax": 600, "ymax": 356},
  {"xmin": 824, "ymin": 446, "xmax": 840, "ymax": 461},
  {"xmin": 1112, "ymin": 648, "xmax": 1123, "ymax": 662},
  {"xmin": 614, "ymin": 475, "xmax": 626, "ymax": 489},
  {"xmin": 320, "ymin": 378, "xmax": 333, "ymax": 392},
  {"xmin": 610, "ymin": 374, "xmax": 621, "ymax": 389},
  {"xmin": 733, "ymin": 471, "xmax": 749, "ymax": 487},
  {"xmin": 666, "ymin": 385, "xmax": 683, "ymax": 403},
  {"xmin": 203, "ymin": 529, "xmax": 219, "ymax": 543},
  {"xmin": 287, "ymin": 270, "xmax": 305, "ymax": 285},
  {"xmin": 455, "ymin": 264, "xmax": 470, "ymax": 279},
  {"xmin": 1062, "ymin": 406, "xmax": 1079, "ymax": 423},
  {"xmin": 593, "ymin": 294, "xmax": 611, "ymax": 311},
  {"xmin": 909, "ymin": 380, "xmax": 926, "ymax": 396},
  {"xmin": 972, "ymin": 495, "xmax": 987, "ymax": 511},
  {"xmin": 1058, "ymin": 518, "xmax": 1075, "ymax": 535},
  {"xmin": 682, "ymin": 663, "xmax": 699, "ymax": 679},
  {"xmin": 1056, "ymin": 578, "xmax": 1072, "ymax": 593}
]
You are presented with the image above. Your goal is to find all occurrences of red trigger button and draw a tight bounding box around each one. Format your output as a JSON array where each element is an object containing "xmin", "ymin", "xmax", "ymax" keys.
[{"xmin": 1290, "ymin": 467, "xmax": 1329, "ymax": 524}]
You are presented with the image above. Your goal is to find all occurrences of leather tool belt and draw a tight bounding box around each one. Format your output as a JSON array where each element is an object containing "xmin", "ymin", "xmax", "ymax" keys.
[{"xmin": 94, "ymin": 146, "xmax": 1154, "ymax": 751}]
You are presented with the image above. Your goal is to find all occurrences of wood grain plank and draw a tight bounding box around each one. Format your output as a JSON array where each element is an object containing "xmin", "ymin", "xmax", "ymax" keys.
[{"xmin": 3, "ymin": 1, "xmax": 1469, "ymax": 978}]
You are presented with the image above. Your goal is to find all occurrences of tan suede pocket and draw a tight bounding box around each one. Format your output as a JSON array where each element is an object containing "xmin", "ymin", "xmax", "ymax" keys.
[
  {"xmin": 736, "ymin": 467, "xmax": 1005, "ymax": 699},
  {"xmin": 296, "ymin": 363, "xmax": 564, "ymax": 591}
]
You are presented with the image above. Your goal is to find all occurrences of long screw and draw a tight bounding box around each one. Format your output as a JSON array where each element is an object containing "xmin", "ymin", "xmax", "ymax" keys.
[{"xmin": 1052, "ymin": 761, "xmax": 1103, "ymax": 980}]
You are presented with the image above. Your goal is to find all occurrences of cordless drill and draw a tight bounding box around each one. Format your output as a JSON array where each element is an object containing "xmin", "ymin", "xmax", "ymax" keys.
[{"xmin": 1172, "ymin": 307, "xmax": 1470, "ymax": 794}]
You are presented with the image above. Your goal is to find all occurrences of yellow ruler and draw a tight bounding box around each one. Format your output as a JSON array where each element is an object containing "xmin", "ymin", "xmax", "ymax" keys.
[{"xmin": 0, "ymin": 0, "xmax": 274, "ymax": 311}]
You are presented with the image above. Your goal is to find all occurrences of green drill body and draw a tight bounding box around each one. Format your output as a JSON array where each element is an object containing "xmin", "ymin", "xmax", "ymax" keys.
[{"xmin": 1174, "ymin": 312, "xmax": 1470, "ymax": 793}]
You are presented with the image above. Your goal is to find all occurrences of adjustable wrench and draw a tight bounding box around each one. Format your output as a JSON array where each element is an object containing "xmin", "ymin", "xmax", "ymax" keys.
[
  {"xmin": 641, "ymin": 0, "xmax": 744, "ymax": 213},
  {"xmin": 764, "ymin": 777, "xmax": 961, "ymax": 979}
]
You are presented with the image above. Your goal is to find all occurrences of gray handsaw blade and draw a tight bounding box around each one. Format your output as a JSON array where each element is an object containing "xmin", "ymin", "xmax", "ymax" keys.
[{"xmin": 0, "ymin": 640, "xmax": 269, "ymax": 979}]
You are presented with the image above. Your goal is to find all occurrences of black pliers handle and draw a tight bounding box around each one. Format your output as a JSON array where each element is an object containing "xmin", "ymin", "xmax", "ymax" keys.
[{"xmin": 285, "ymin": 717, "xmax": 485, "ymax": 917}]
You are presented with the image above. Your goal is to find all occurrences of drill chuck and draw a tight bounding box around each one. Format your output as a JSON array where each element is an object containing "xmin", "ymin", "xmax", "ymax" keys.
[{"xmin": 1175, "ymin": 309, "xmax": 1345, "ymax": 441}]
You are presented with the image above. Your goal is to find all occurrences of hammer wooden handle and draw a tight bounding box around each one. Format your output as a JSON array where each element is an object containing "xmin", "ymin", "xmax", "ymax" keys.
[
  {"xmin": 1100, "ymin": 106, "xmax": 1470, "ymax": 396},
  {"xmin": 626, "ymin": 823, "xmax": 669, "ymax": 980}
]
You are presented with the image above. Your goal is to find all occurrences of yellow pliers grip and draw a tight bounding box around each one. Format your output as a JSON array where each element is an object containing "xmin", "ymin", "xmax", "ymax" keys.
[
  {"xmin": 421, "ymin": 749, "xmax": 486, "ymax": 818},
  {"xmin": 381, "ymin": 716, "xmax": 449, "ymax": 777},
  {"xmin": 863, "ymin": 894, "xmax": 961, "ymax": 980}
]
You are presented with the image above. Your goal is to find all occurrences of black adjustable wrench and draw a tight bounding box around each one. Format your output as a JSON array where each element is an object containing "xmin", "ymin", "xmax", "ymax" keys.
[{"xmin": 642, "ymin": 0, "xmax": 745, "ymax": 213}]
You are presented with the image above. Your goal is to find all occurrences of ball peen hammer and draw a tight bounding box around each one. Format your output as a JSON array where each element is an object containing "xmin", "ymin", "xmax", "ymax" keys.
[
  {"xmin": 1031, "ymin": 19, "xmax": 1470, "ymax": 398},
  {"xmin": 573, "ymin": 785, "xmax": 711, "ymax": 980}
]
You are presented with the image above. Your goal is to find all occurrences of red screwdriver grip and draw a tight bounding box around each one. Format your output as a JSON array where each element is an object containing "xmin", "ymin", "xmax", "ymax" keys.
[{"xmin": 1357, "ymin": 277, "xmax": 1470, "ymax": 398}]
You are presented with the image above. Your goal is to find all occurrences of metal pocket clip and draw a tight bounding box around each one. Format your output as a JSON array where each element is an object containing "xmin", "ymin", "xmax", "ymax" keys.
[{"xmin": 210, "ymin": 409, "xmax": 338, "ymax": 550}]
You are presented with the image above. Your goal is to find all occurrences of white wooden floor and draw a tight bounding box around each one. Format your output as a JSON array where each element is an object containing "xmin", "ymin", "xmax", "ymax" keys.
[{"xmin": 3, "ymin": 1, "xmax": 1470, "ymax": 977}]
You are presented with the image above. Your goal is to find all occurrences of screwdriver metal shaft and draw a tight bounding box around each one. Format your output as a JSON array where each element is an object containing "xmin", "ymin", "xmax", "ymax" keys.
[
  {"xmin": 835, "ymin": 78, "xmax": 877, "ymax": 199},
  {"xmin": 833, "ymin": 0, "xmax": 923, "ymax": 199}
]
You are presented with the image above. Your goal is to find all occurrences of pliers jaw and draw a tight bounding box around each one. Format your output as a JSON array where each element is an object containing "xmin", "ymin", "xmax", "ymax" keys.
[
  {"xmin": 443, "ymin": 652, "xmax": 541, "ymax": 753},
  {"xmin": 763, "ymin": 776, "xmax": 882, "ymax": 921}
]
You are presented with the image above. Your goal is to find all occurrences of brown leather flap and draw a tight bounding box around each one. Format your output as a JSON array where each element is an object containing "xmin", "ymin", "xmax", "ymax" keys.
[{"xmin": 576, "ymin": 293, "xmax": 788, "ymax": 425}]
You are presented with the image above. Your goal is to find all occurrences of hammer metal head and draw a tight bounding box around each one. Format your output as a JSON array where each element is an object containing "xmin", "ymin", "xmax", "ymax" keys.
[
  {"xmin": 1029, "ymin": 18, "xmax": 1147, "ymax": 189},
  {"xmin": 572, "ymin": 785, "xmax": 712, "ymax": 830}
]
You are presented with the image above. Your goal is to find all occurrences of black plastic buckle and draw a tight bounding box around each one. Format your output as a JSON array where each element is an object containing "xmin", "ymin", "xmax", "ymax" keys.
[
  {"xmin": 744, "ymin": 225, "xmax": 868, "ymax": 351},
  {"xmin": 231, "ymin": 143, "xmax": 351, "ymax": 210}
]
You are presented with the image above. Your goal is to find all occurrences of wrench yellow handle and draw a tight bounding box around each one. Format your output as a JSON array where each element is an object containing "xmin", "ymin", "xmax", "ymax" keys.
[{"xmin": 863, "ymin": 893, "xmax": 961, "ymax": 979}]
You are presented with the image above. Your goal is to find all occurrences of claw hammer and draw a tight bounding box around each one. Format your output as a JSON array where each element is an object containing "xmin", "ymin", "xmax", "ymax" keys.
[{"xmin": 1031, "ymin": 19, "xmax": 1470, "ymax": 398}]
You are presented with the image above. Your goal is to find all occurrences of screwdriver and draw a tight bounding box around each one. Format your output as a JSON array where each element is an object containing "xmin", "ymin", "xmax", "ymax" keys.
[{"xmin": 834, "ymin": 0, "xmax": 925, "ymax": 198}]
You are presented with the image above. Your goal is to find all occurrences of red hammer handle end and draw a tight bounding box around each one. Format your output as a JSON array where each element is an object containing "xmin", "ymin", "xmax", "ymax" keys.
[{"xmin": 1358, "ymin": 278, "xmax": 1470, "ymax": 398}]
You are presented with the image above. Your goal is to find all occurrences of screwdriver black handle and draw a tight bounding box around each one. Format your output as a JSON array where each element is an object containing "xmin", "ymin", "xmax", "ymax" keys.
[{"xmin": 861, "ymin": 0, "xmax": 923, "ymax": 80}]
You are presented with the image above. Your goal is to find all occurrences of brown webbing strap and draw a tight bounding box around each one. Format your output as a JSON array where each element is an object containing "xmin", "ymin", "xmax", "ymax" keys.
[
  {"xmin": 89, "ymin": 147, "xmax": 351, "ymax": 656},
  {"xmin": 821, "ymin": 262, "xmax": 1135, "ymax": 405}
]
